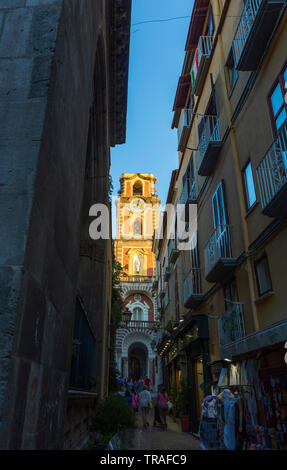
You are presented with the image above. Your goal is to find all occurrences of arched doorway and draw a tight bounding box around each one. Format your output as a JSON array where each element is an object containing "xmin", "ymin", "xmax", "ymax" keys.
[{"xmin": 128, "ymin": 342, "xmax": 148, "ymax": 380}]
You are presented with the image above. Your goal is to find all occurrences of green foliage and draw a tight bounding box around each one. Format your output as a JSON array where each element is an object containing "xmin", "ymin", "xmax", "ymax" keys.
[
  {"xmin": 175, "ymin": 375, "xmax": 189, "ymax": 416},
  {"xmin": 108, "ymin": 174, "xmax": 114, "ymax": 202},
  {"xmin": 108, "ymin": 259, "xmax": 124, "ymax": 393},
  {"xmin": 200, "ymin": 382, "xmax": 212, "ymax": 397},
  {"xmin": 91, "ymin": 394, "xmax": 135, "ymax": 441},
  {"xmin": 169, "ymin": 379, "xmax": 176, "ymax": 405}
]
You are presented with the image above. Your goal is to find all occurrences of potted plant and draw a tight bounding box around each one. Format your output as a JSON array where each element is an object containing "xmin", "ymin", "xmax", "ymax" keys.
[
  {"xmin": 168, "ymin": 379, "xmax": 177, "ymax": 422},
  {"xmin": 175, "ymin": 375, "xmax": 190, "ymax": 432}
]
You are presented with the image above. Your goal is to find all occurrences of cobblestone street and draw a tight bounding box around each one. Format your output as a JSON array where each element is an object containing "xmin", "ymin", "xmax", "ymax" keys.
[
  {"xmin": 120, "ymin": 412, "xmax": 202, "ymax": 451},
  {"xmin": 148, "ymin": 417, "xmax": 202, "ymax": 451}
]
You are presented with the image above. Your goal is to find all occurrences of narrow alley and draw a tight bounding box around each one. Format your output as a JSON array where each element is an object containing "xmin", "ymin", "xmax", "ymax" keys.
[{"xmin": 0, "ymin": 0, "xmax": 287, "ymax": 454}]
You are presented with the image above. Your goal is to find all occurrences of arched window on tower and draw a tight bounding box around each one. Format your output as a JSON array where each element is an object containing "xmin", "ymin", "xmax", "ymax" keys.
[
  {"xmin": 133, "ymin": 217, "xmax": 142, "ymax": 236},
  {"xmin": 133, "ymin": 180, "xmax": 143, "ymax": 195}
]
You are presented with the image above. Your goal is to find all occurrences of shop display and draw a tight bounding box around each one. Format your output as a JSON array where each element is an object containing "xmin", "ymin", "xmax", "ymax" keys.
[{"xmin": 199, "ymin": 358, "xmax": 287, "ymax": 450}]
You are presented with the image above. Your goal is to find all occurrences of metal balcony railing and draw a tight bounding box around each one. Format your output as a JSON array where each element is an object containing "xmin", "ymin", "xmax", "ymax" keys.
[
  {"xmin": 198, "ymin": 115, "xmax": 220, "ymax": 160},
  {"xmin": 256, "ymin": 120, "xmax": 287, "ymax": 215},
  {"xmin": 177, "ymin": 108, "xmax": 193, "ymax": 151},
  {"xmin": 232, "ymin": 0, "xmax": 286, "ymax": 70},
  {"xmin": 180, "ymin": 178, "xmax": 196, "ymax": 205},
  {"xmin": 233, "ymin": 0, "xmax": 263, "ymax": 67},
  {"xmin": 168, "ymin": 238, "xmax": 180, "ymax": 264},
  {"xmin": 183, "ymin": 268, "xmax": 202, "ymax": 306},
  {"xmin": 218, "ymin": 301, "xmax": 245, "ymax": 346},
  {"xmin": 204, "ymin": 225, "xmax": 233, "ymax": 279},
  {"xmin": 119, "ymin": 274, "xmax": 152, "ymax": 283},
  {"xmin": 191, "ymin": 36, "xmax": 213, "ymax": 95},
  {"xmin": 123, "ymin": 320, "xmax": 158, "ymax": 329}
]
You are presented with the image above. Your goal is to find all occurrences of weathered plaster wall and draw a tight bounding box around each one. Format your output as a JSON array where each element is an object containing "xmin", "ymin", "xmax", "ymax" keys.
[
  {"xmin": 0, "ymin": 0, "xmax": 64, "ymax": 448},
  {"xmin": 0, "ymin": 0, "xmax": 111, "ymax": 450}
]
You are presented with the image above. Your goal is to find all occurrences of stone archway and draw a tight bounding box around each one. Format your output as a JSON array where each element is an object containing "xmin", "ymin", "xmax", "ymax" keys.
[
  {"xmin": 128, "ymin": 342, "xmax": 148, "ymax": 380},
  {"xmin": 120, "ymin": 331, "xmax": 155, "ymax": 379}
]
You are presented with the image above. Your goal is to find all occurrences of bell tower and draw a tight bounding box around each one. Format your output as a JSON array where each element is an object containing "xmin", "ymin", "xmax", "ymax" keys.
[{"xmin": 114, "ymin": 173, "xmax": 160, "ymax": 278}]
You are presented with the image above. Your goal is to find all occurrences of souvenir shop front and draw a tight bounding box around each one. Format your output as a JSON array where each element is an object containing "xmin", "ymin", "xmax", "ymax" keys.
[{"xmin": 199, "ymin": 341, "xmax": 287, "ymax": 450}]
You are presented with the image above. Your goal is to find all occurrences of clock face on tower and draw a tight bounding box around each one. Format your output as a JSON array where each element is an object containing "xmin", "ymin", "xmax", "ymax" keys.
[{"xmin": 130, "ymin": 198, "xmax": 144, "ymax": 212}]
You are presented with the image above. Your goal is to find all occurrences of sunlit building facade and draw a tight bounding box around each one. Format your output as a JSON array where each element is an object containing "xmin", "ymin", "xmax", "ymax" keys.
[{"xmin": 153, "ymin": 0, "xmax": 287, "ymax": 442}]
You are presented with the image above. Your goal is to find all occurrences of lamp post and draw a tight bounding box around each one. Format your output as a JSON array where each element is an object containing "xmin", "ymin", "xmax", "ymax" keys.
[{"xmin": 122, "ymin": 308, "xmax": 132, "ymax": 325}]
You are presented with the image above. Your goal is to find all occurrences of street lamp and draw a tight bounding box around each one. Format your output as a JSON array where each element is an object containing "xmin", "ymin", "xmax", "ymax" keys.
[{"xmin": 122, "ymin": 308, "xmax": 132, "ymax": 324}]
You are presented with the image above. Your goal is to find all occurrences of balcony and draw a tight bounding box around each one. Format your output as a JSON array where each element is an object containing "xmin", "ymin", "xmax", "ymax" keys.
[
  {"xmin": 256, "ymin": 120, "xmax": 287, "ymax": 217},
  {"xmin": 191, "ymin": 36, "xmax": 213, "ymax": 97},
  {"xmin": 180, "ymin": 178, "xmax": 197, "ymax": 224},
  {"xmin": 123, "ymin": 320, "xmax": 158, "ymax": 330},
  {"xmin": 168, "ymin": 238, "xmax": 180, "ymax": 264},
  {"xmin": 232, "ymin": 0, "xmax": 286, "ymax": 71},
  {"xmin": 183, "ymin": 268, "xmax": 204, "ymax": 309},
  {"xmin": 197, "ymin": 115, "xmax": 222, "ymax": 176},
  {"xmin": 204, "ymin": 225, "xmax": 237, "ymax": 283},
  {"xmin": 119, "ymin": 274, "xmax": 152, "ymax": 283},
  {"xmin": 177, "ymin": 108, "xmax": 193, "ymax": 152},
  {"xmin": 218, "ymin": 302, "xmax": 245, "ymax": 346}
]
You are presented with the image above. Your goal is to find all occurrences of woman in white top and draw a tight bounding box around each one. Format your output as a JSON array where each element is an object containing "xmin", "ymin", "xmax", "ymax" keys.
[{"xmin": 138, "ymin": 385, "xmax": 151, "ymax": 428}]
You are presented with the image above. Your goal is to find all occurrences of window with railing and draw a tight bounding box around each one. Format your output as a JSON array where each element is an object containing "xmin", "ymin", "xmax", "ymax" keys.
[
  {"xmin": 218, "ymin": 301, "xmax": 245, "ymax": 346},
  {"xmin": 232, "ymin": 0, "xmax": 263, "ymax": 67},
  {"xmin": 177, "ymin": 108, "xmax": 193, "ymax": 149},
  {"xmin": 197, "ymin": 114, "xmax": 220, "ymax": 159},
  {"xmin": 183, "ymin": 242, "xmax": 202, "ymax": 302},
  {"xmin": 256, "ymin": 119, "xmax": 287, "ymax": 212},
  {"xmin": 268, "ymin": 63, "xmax": 287, "ymax": 135},
  {"xmin": 180, "ymin": 154, "xmax": 196, "ymax": 204},
  {"xmin": 191, "ymin": 36, "xmax": 213, "ymax": 92}
]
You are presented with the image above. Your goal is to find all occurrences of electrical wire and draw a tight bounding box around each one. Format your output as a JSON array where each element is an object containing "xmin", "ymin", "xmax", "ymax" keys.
[{"xmin": 131, "ymin": 6, "xmax": 285, "ymax": 27}]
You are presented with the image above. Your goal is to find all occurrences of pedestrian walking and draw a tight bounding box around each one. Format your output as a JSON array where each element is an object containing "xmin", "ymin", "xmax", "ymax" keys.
[
  {"xmin": 131, "ymin": 388, "xmax": 139, "ymax": 417},
  {"xmin": 139, "ymin": 385, "xmax": 152, "ymax": 428},
  {"xmin": 157, "ymin": 387, "xmax": 168, "ymax": 430},
  {"xmin": 144, "ymin": 375, "xmax": 151, "ymax": 390},
  {"xmin": 124, "ymin": 390, "xmax": 132, "ymax": 408},
  {"xmin": 138, "ymin": 376, "xmax": 144, "ymax": 393},
  {"xmin": 153, "ymin": 402, "xmax": 161, "ymax": 427},
  {"xmin": 134, "ymin": 378, "xmax": 139, "ymax": 394}
]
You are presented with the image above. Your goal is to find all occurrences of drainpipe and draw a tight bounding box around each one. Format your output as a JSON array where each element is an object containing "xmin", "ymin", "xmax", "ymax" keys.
[{"xmin": 216, "ymin": 0, "xmax": 259, "ymax": 331}]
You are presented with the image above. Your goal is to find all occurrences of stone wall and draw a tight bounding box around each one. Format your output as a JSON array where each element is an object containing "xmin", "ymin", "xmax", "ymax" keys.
[
  {"xmin": 0, "ymin": 0, "xmax": 64, "ymax": 448},
  {"xmin": 0, "ymin": 0, "xmax": 131, "ymax": 450}
]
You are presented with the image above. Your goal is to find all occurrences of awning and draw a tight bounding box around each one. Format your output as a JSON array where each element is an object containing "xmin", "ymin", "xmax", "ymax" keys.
[
  {"xmin": 185, "ymin": 0, "xmax": 210, "ymax": 51},
  {"xmin": 172, "ymin": 74, "xmax": 191, "ymax": 111}
]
